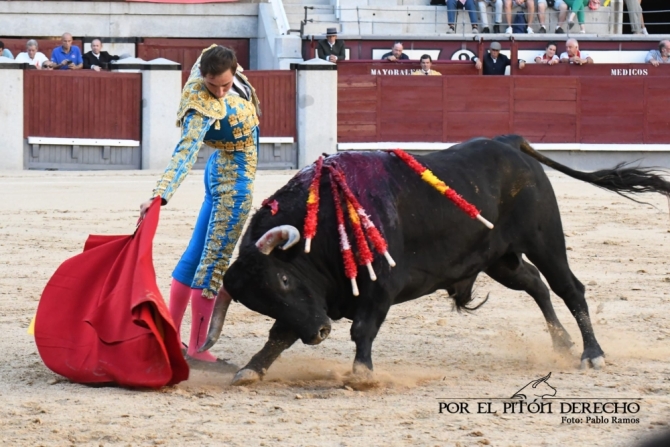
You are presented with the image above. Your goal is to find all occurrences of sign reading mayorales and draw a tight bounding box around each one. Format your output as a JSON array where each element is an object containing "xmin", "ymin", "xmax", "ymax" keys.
[
  {"xmin": 370, "ymin": 68, "xmax": 418, "ymax": 76},
  {"xmin": 436, "ymin": 373, "xmax": 642, "ymax": 425}
]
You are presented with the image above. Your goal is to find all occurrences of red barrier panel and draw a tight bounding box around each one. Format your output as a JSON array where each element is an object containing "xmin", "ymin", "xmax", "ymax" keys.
[
  {"xmin": 137, "ymin": 38, "xmax": 250, "ymax": 77},
  {"xmin": 338, "ymin": 60, "xmax": 477, "ymax": 76},
  {"xmin": 24, "ymin": 70, "xmax": 141, "ymax": 140},
  {"xmin": 338, "ymin": 73, "xmax": 670, "ymax": 144},
  {"xmin": 244, "ymin": 70, "xmax": 296, "ymax": 139},
  {"xmin": 518, "ymin": 64, "xmax": 667, "ymax": 77}
]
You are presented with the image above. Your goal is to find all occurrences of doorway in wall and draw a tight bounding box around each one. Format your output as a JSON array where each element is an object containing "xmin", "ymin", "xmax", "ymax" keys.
[{"xmin": 622, "ymin": 0, "xmax": 670, "ymax": 34}]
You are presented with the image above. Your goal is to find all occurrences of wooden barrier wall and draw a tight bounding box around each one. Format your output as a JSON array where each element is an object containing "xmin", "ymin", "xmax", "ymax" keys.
[
  {"xmin": 244, "ymin": 70, "xmax": 296, "ymax": 139},
  {"xmin": 338, "ymin": 72, "xmax": 670, "ymax": 144},
  {"xmin": 24, "ymin": 70, "xmax": 142, "ymax": 140},
  {"xmin": 137, "ymin": 38, "xmax": 250, "ymax": 72}
]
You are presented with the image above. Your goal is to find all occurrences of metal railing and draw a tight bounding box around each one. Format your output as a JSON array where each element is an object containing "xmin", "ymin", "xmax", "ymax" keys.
[{"xmin": 303, "ymin": 5, "xmax": 670, "ymax": 37}]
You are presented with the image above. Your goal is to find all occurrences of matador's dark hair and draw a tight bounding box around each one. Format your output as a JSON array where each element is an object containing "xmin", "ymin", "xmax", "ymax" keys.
[{"xmin": 201, "ymin": 45, "xmax": 238, "ymax": 77}]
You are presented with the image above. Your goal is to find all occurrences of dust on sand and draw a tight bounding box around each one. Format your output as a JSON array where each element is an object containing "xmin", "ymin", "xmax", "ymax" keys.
[{"xmin": 1, "ymin": 170, "xmax": 669, "ymax": 446}]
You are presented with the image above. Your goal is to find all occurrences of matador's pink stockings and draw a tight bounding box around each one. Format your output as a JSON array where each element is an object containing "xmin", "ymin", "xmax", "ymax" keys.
[
  {"xmin": 168, "ymin": 279, "xmax": 218, "ymax": 362},
  {"xmin": 168, "ymin": 279, "xmax": 190, "ymax": 345},
  {"xmin": 187, "ymin": 288, "xmax": 217, "ymax": 362}
]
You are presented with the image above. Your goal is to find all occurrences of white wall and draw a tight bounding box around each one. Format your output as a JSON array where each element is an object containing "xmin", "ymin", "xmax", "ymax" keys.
[
  {"xmin": 0, "ymin": 2, "xmax": 258, "ymax": 38},
  {"xmin": 0, "ymin": 67, "xmax": 24, "ymax": 170}
]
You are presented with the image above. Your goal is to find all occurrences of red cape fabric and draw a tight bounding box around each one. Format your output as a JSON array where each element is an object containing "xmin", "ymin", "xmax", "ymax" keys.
[{"xmin": 35, "ymin": 198, "xmax": 189, "ymax": 388}]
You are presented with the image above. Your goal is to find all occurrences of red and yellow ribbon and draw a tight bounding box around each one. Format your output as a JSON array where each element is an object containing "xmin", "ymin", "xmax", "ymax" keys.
[
  {"xmin": 303, "ymin": 156, "xmax": 323, "ymax": 253},
  {"xmin": 329, "ymin": 171, "xmax": 359, "ymax": 296},
  {"xmin": 390, "ymin": 149, "xmax": 494, "ymax": 229},
  {"xmin": 328, "ymin": 165, "xmax": 397, "ymax": 267}
]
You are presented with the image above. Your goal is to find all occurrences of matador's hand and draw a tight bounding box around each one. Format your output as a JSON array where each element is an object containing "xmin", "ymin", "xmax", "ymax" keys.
[{"xmin": 139, "ymin": 199, "xmax": 154, "ymax": 218}]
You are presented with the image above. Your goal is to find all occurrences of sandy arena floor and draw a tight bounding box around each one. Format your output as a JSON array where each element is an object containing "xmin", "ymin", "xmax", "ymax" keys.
[{"xmin": 0, "ymin": 168, "xmax": 669, "ymax": 446}]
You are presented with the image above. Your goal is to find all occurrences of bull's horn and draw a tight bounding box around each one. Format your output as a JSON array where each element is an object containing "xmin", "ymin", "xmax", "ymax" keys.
[
  {"xmin": 198, "ymin": 287, "xmax": 233, "ymax": 353},
  {"xmin": 255, "ymin": 225, "xmax": 301, "ymax": 255}
]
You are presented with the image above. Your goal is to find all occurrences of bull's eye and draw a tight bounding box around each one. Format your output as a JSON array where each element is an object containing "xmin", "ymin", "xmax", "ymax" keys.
[{"xmin": 278, "ymin": 273, "xmax": 289, "ymax": 290}]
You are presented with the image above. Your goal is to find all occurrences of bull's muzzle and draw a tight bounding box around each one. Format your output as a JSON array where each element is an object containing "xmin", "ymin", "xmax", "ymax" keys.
[{"xmin": 306, "ymin": 323, "xmax": 331, "ymax": 345}]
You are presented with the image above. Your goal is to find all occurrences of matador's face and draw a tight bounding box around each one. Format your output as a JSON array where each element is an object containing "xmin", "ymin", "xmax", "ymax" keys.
[{"xmin": 204, "ymin": 69, "xmax": 234, "ymax": 99}]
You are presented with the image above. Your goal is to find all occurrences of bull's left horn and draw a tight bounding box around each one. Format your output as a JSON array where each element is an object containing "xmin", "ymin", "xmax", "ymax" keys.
[
  {"xmin": 198, "ymin": 287, "xmax": 233, "ymax": 353},
  {"xmin": 255, "ymin": 225, "xmax": 301, "ymax": 255}
]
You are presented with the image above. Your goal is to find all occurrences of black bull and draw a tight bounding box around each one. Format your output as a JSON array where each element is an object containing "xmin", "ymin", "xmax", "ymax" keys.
[{"xmin": 201, "ymin": 135, "xmax": 670, "ymax": 385}]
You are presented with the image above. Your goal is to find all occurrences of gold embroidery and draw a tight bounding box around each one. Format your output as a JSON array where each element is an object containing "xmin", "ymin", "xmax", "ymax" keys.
[
  {"xmin": 192, "ymin": 148, "xmax": 258, "ymax": 297},
  {"xmin": 177, "ymin": 79, "xmax": 227, "ymax": 124},
  {"xmin": 153, "ymin": 113, "xmax": 209, "ymax": 202}
]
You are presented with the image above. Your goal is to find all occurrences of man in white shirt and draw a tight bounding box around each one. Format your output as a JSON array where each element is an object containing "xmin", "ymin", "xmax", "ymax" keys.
[
  {"xmin": 534, "ymin": 41, "xmax": 560, "ymax": 65},
  {"xmin": 559, "ymin": 38, "xmax": 593, "ymax": 65},
  {"xmin": 15, "ymin": 40, "xmax": 49, "ymax": 68}
]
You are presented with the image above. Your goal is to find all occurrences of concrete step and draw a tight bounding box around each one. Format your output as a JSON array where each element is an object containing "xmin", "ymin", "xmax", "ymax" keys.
[
  {"xmin": 302, "ymin": 21, "xmax": 341, "ymax": 35},
  {"xmin": 287, "ymin": 12, "xmax": 338, "ymax": 30}
]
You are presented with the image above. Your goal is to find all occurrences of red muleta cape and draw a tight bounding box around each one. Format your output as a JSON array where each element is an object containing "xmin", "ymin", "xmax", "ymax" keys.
[{"xmin": 34, "ymin": 198, "xmax": 189, "ymax": 388}]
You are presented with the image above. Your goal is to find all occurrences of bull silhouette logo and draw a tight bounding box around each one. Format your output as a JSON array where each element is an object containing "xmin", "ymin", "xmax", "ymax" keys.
[{"xmin": 511, "ymin": 372, "xmax": 556, "ymax": 402}]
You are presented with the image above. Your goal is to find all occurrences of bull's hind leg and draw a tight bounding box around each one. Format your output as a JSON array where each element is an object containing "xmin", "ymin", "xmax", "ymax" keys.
[
  {"xmin": 525, "ymin": 247, "xmax": 605, "ymax": 369},
  {"xmin": 485, "ymin": 253, "xmax": 574, "ymax": 353},
  {"xmin": 231, "ymin": 320, "xmax": 298, "ymax": 385}
]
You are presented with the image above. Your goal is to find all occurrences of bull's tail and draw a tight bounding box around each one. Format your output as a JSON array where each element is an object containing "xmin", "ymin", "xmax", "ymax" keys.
[{"xmin": 496, "ymin": 135, "xmax": 670, "ymax": 201}]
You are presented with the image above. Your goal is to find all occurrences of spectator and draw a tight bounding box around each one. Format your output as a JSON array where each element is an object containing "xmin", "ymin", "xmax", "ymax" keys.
[
  {"xmin": 381, "ymin": 42, "xmax": 409, "ymax": 61},
  {"xmin": 503, "ymin": 0, "xmax": 536, "ymax": 34},
  {"xmin": 624, "ymin": 0, "xmax": 647, "ymax": 35},
  {"xmin": 412, "ymin": 55, "xmax": 443, "ymax": 75},
  {"xmin": 446, "ymin": 0, "xmax": 480, "ymax": 34},
  {"xmin": 473, "ymin": 41, "xmax": 525, "ymax": 74},
  {"xmin": 477, "ymin": 0, "xmax": 503, "ymax": 33},
  {"xmin": 562, "ymin": 0, "xmax": 587, "ymax": 33},
  {"xmin": 15, "ymin": 40, "xmax": 49, "ymax": 69},
  {"xmin": 638, "ymin": 0, "xmax": 648, "ymax": 35},
  {"xmin": 559, "ymin": 38, "xmax": 593, "ymax": 64},
  {"xmin": 536, "ymin": 0, "xmax": 569, "ymax": 33},
  {"xmin": 534, "ymin": 41, "xmax": 560, "ymax": 64},
  {"xmin": 316, "ymin": 28, "xmax": 345, "ymax": 63},
  {"xmin": 46, "ymin": 33, "xmax": 83, "ymax": 70},
  {"xmin": 0, "ymin": 41, "xmax": 13, "ymax": 59},
  {"xmin": 645, "ymin": 40, "xmax": 670, "ymax": 66},
  {"xmin": 83, "ymin": 39, "xmax": 120, "ymax": 71}
]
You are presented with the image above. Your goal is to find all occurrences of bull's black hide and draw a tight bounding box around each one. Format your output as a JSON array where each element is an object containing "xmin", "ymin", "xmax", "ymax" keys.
[{"xmin": 203, "ymin": 135, "xmax": 670, "ymax": 385}]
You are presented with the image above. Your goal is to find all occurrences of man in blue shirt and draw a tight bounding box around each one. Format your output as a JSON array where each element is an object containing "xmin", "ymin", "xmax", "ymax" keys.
[
  {"xmin": 0, "ymin": 41, "xmax": 13, "ymax": 59},
  {"xmin": 47, "ymin": 33, "xmax": 83, "ymax": 70}
]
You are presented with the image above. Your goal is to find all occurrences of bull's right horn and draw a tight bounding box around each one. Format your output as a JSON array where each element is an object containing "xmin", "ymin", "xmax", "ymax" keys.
[
  {"xmin": 198, "ymin": 287, "xmax": 233, "ymax": 353},
  {"xmin": 255, "ymin": 225, "xmax": 301, "ymax": 255}
]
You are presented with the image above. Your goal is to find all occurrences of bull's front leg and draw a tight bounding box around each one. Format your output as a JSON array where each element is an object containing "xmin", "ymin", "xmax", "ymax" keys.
[
  {"xmin": 232, "ymin": 320, "xmax": 298, "ymax": 386},
  {"xmin": 350, "ymin": 297, "xmax": 391, "ymax": 373}
]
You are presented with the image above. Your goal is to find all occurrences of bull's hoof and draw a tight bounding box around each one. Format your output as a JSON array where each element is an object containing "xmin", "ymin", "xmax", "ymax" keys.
[
  {"xmin": 231, "ymin": 368, "xmax": 261, "ymax": 386},
  {"xmin": 551, "ymin": 335, "xmax": 575, "ymax": 354},
  {"xmin": 580, "ymin": 356, "xmax": 606, "ymax": 370},
  {"xmin": 345, "ymin": 363, "xmax": 380, "ymax": 391}
]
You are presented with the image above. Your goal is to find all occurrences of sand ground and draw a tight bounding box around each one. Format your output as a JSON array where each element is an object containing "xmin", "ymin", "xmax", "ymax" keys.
[{"xmin": 0, "ymin": 168, "xmax": 669, "ymax": 447}]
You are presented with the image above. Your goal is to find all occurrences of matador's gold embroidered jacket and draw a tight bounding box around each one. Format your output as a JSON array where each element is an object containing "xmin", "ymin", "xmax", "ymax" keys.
[{"xmin": 152, "ymin": 47, "xmax": 260, "ymax": 297}]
